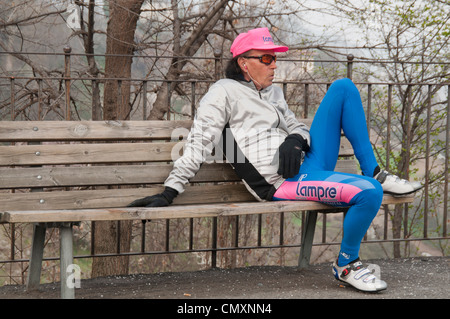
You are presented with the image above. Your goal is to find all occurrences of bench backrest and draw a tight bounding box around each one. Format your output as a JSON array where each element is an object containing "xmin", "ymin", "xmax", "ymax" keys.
[{"xmin": 0, "ymin": 120, "xmax": 357, "ymax": 212}]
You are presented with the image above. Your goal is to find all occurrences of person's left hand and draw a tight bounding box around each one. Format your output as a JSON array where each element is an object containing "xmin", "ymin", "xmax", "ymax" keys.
[{"xmin": 277, "ymin": 134, "xmax": 309, "ymax": 179}]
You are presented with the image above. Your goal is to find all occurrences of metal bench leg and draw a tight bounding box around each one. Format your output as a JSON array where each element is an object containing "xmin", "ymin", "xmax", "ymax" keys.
[
  {"xmin": 60, "ymin": 223, "xmax": 75, "ymax": 299},
  {"xmin": 27, "ymin": 223, "xmax": 46, "ymax": 291},
  {"xmin": 298, "ymin": 211, "xmax": 318, "ymax": 268}
]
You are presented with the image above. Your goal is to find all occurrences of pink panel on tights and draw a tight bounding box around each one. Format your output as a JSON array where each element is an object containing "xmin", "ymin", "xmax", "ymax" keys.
[{"xmin": 273, "ymin": 181, "xmax": 362, "ymax": 204}]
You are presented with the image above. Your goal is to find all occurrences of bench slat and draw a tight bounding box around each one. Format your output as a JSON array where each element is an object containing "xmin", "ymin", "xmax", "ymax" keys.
[
  {"xmin": 0, "ymin": 120, "xmax": 193, "ymax": 142},
  {"xmin": 0, "ymin": 138, "xmax": 354, "ymax": 167},
  {"xmin": 0, "ymin": 119, "xmax": 316, "ymax": 142},
  {"xmin": 0, "ymin": 194, "xmax": 414, "ymax": 224},
  {"xmin": 0, "ymin": 160, "xmax": 357, "ymax": 189},
  {"xmin": 339, "ymin": 137, "xmax": 354, "ymax": 157},
  {"xmin": 0, "ymin": 178, "xmax": 413, "ymax": 215},
  {"xmin": 0, "ymin": 163, "xmax": 241, "ymax": 189},
  {"xmin": 0, "ymin": 142, "xmax": 178, "ymax": 166},
  {"xmin": 0, "ymin": 184, "xmax": 256, "ymax": 211}
]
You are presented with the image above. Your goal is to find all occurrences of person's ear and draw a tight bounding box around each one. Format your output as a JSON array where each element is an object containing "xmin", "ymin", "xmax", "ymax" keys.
[{"xmin": 238, "ymin": 57, "xmax": 247, "ymax": 72}]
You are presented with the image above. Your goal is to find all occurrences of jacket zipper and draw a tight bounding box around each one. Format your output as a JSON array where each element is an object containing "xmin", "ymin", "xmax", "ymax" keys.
[{"xmin": 259, "ymin": 90, "xmax": 281, "ymax": 128}]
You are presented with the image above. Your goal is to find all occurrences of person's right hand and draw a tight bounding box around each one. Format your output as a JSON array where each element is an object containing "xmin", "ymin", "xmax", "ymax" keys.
[
  {"xmin": 127, "ymin": 194, "xmax": 171, "ymax": 207},
  {"xmin": 127, "ymin": 187, "xmax": 178, "ymax": 207}
]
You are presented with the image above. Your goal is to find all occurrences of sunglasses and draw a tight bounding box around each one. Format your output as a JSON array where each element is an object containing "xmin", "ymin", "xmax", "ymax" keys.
[{"xmin": 243, "ymin": 54, "xmax": 277, "ymax": 65}]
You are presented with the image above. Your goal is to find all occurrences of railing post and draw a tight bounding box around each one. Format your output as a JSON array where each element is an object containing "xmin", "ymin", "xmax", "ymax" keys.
[
  {"xmin": 37, "ymin": 79, "xmax": 43, "ymax": 120},
  {"xmin": 211, "ymin": 217, "xmax": 217, "ymax": 268},
  {"xmin": 10, "ymin": 76, "xmax": 15, "ymax": 120},
  {"xmin": 346, "ymin": 54, "xmax": 354, "ymax": 79},
  {"xmin": 191, "ymin": 81, "xmax": 196, "ymax": 118},
  {"xmin": 214, "ymin": 49, "xmax": 222, "ymax": 81},
  {"xmin": 167, "ymin": 81, "xmax": 172, "ymax": 120},
  {"xmin": 386, "ymin": 84, "xmax": 392, "ymax": 170},
  {"xmin": 303, "ymin": 83, "xmax": 309, "ymax": 118},
  {"xmin": 63, "ymin": 46, "xmax": 72, "ymax": 120},
  {"xmin": 366, "ymin": 84, "xmax": 372, "ymax": 133},
  {"xmin": 142, "ymin": 80, "xmax": 148, "ymax": 120}
]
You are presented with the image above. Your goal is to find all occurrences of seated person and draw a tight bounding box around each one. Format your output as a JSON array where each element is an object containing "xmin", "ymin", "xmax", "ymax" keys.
[{"xmin": 129, "ymin": 28, "xmax": 422, "ymax": 292}]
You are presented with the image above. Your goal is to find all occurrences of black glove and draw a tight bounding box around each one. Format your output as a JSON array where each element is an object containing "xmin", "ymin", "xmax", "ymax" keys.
[
  {"xmin": 127, "ymin": 187, "xmax": 178, "ymax": 207},
  {"xmin": 277, "ymin": 134, "xmax": 309, "ymax": 179}
]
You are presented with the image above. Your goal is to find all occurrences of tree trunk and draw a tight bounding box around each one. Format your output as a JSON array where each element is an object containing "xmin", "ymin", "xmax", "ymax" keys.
[
  {"xmin": 91, "ymin": 0, "xmax": 144, "ymax": 278},
  {"xmin": 102, "ymin": 0, "xmax": 143, "ymax": 120}
]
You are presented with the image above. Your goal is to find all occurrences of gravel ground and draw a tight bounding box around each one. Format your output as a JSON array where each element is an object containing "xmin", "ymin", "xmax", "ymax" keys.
[{"xmin": 0, "ymin": 257, "xmax": 448, "ymax": 300}]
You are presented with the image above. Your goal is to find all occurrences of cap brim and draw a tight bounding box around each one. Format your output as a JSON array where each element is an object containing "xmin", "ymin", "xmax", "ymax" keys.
[{"xmin": 251, "ymin": 45, "xmax": 289, "ymax": 53}]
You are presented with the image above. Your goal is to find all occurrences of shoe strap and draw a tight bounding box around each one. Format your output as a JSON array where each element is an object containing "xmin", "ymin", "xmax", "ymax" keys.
[
  {"xmin": 354, "ymin": 268, "xmax": 375, "ymax": 281},
  {"xmin": 375, "ymin": 170, "xmax": 388, "ymax": 183}
]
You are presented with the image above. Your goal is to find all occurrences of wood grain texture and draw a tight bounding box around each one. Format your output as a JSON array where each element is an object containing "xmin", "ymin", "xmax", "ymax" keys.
[{"xmin": 0, "ymin": 120, "xmax": 193, "ymax": 141}]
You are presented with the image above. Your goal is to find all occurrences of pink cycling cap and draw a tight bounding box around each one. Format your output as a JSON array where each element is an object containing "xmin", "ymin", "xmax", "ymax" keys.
[{"xmin": 230, "ymin": 27, "xmax": 289, "ymax": 58}]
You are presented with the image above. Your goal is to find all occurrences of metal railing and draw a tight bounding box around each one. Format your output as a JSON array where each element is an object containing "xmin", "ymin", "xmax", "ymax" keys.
[{"xmin": 0, "ymin": 49, "xmax": 448, "ymax": 282}]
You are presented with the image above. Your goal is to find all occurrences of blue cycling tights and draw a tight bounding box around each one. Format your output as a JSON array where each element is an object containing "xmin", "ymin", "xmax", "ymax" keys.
[{"xmin": 273, "ymin": 78, "xmax": 383, "ymax": 266}]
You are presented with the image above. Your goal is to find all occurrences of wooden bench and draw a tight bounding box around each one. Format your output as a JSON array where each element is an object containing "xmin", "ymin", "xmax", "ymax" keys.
[{"xmin": 0, "ymin": 119, "xmax": 414, "ymax": 298}]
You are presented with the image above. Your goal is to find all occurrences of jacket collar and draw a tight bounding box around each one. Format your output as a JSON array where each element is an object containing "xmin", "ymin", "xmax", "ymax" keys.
[{"xmin": 236, "ymin": 74, "xmax": 272, "ymax": 93}]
